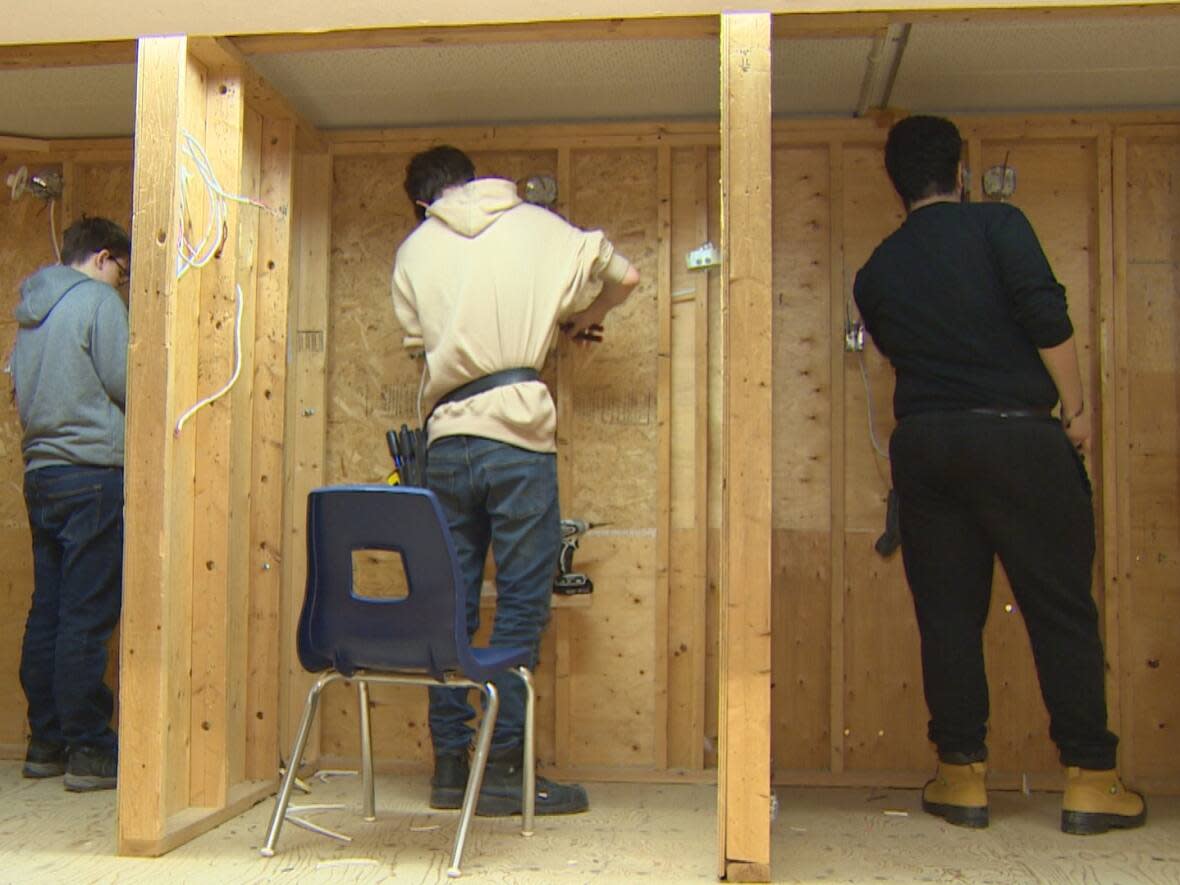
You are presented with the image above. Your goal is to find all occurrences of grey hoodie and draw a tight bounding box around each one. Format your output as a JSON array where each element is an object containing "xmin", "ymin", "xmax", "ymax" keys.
[{"xmin": 11, "ymin": 265, "xmax": 128, "ymax": 471}]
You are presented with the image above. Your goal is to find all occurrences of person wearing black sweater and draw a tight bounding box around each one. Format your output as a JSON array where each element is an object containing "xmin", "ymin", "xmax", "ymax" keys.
[{"xmin": 854, "ymin": 115, "xmax": 1144, "ymax": 836}]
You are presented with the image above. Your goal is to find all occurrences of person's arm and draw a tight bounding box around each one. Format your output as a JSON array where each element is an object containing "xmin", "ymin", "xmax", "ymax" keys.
[
  {"xmin": 1039, "ymin": 335, "xmax": 1089, "ymax": 453},
  {"xmin": 562, "ymin": 262, "xmax": 640, "ymax": 341},
  {"xmin": 92, "ymin": 293, "xmax": 129, "ymax": 409}
]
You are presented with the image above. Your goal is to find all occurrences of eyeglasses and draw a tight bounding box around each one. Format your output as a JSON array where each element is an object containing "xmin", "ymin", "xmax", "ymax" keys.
[{"xmin": 111, "ymin": 256, "xmax": 129, "ymax": 286}]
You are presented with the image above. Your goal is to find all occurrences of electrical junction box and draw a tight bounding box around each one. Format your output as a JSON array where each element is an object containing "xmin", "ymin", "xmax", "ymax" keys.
[{"xmin": 686, "ymin": 241, "xmax": 720, "ymax": 270}]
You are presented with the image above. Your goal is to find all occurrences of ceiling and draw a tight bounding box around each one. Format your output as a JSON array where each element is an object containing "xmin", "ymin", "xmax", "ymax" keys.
[{"xmin": 1, "ymin": 13, "xmax": 1179, "ymax": 140}]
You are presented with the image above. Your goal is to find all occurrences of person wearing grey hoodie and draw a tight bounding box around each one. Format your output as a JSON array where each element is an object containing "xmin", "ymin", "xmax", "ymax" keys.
[{"xmin": 10, "ymin": 215, "xmax": 130, "ymax": 792}]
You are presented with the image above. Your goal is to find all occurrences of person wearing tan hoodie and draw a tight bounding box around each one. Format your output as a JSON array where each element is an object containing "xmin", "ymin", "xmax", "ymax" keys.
[{"xmin": 391, "ymin": 146, "xmax": 639, "ymax": 816}]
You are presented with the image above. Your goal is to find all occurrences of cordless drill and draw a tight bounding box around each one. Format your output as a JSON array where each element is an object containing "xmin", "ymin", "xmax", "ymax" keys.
[{"xmin": 554, "ymin": 519, "xmax": 602, "ymax": 595}]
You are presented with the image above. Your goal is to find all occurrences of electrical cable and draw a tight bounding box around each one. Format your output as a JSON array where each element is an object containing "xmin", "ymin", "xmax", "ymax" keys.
[
  {"xmin": 173, "ymin": 283, "xmax": 243, "ymax": 437},
  {"xmin": 177, "ymin": 130, "xmax": 279, "ymax": 279},
  {"xmin": 858, "ymin": 348, "xmax": 890, "ymax": 461},
  {"xmin": 48, "ymin": 198, "xmax": 61, "ymax": 263}
]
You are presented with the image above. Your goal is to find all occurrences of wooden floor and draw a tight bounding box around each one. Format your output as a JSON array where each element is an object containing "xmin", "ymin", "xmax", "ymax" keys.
[{"xmin": 0, "ymin": 762, "xmax": 1177, "ymax": 883}]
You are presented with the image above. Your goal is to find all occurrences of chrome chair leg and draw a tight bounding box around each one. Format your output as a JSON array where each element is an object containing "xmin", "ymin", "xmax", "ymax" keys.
[
  {"xmin": 448, "ymin": 681, "xmax": 500, "ymax": 879},
  {"xmin": 358, "ymin": 680, "xmax": 376, "ymax": 821},
  {"xmin": 516, "ymin": 666, "xmax": 536, "ymax": 836},
  {"xmin": 262, "ymin": 672, "xmax": 337, "ymax": 856}
]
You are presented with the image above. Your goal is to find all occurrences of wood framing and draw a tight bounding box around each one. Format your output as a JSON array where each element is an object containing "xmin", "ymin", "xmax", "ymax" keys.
[
  {"xmin": 717, "ymin": 12, "xmax": 773, "ymax": 882},
  {"xmin": 117, "ymin": 33, "xmax": 305, "ymax": 855}
]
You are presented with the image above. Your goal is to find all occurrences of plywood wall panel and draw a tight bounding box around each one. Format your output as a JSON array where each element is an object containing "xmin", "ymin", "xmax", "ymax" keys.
[
  {"xmin": 841, "ymin": 145, "xmax": 902, "ymax": 533},
  {"xmin": 771, "ymin": 530, "xmax": 831, "ymax": 771},
  {"xmin": 1124, "ymin": 137, "xmax": 1180, "ymax": 778},
  {"xmin": 841, "ymin": 535, "xmax": 926, "ymax": 772},
  {"xmin": 772, "ymin": 145, "xmax": 832, "ymax": 533},
  {"xmin": 74, "ymin": 162, "xmax": 133, "ymax": 230}
]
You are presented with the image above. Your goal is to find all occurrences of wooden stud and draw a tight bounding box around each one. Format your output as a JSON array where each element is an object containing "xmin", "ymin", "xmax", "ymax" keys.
[
  {"xmin": 232, "ymin": 16, "xmax": 720, "ymax": 55},
  {"xmin": 691, "ymin": 144, "xmax": 711, "ymax": 772},
  {"xmin": 1108, "ymin": 131, "xmax": 1135, "ymax": 777},
  {"xmin": 225, "ymin": 105, "xmax": 264, "ymax": 790},
  {"xmin": 1093, "ymin": 127, "xmax": 1121, "ymax": 743},
  {"xmin": 655, "ymin": 143, "xmax": 673, "ymax": 770},
  {"xmin": 0, "ymin": 40, "xmax": 136, "ymax": 69},
  {"xmin": 278, "ymin": 149, "xmax": 332, "ymax": 761},
  {"xmin": 246, "ymin": 115, "xmax": 296, "ymax": 780},
  {"xmin": 188, "ymin": 59, "xmax": 246, "ymax": 810},
  {"xmin": 0, "ymin": 135, "xmax": 50, "ymax": 153},
  {"xmin": 554, "ymin": 145, "xmax": 575, "ymax": 771},
  {"xmin": 718, "ymin": 11, "xmax": 773, "ymax": 879},
  {"xmin": 828, "ymin": 141, "xmax": 847, "ymax": 775},
  {"xmin": 118, "ymin": 34, "xmax": 195, "ymax": 853}
]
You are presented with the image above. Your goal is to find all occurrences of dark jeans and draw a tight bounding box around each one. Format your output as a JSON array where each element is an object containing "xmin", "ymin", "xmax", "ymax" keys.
[
  {"xmin": 424, "ymin": 436, "xmax": 560, "ymax": 756},
  {"xmin": 890, "ymin": 412, "xmax": 1118, "ymax": 770},
  {"xmin": 20, "ymin": 465, "xmax": 124, "ymax": 755}
]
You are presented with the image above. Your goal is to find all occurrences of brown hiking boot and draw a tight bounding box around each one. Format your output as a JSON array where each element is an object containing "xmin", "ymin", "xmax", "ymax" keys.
[
  {"xmin": 922, "ymin": 761, "xmax": 988, "ymax": 828},
  {"xmin": 1061, "ymin": 767, "xmax": 1146, "ymax": 835}
]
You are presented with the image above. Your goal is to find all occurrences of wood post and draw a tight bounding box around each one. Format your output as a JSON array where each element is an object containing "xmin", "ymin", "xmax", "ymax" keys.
[{"xmin": 717, "ymin": 11, "xmax": 773, "ymax": 882}]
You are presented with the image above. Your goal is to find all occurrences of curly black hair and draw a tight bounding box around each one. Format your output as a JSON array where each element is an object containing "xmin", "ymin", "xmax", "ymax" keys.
[
  {"xmin": 884, "ymin": 116, "xmax": 962, "ymax": 208},
  {"xmin": 404, "ymin": 146, "xmax": 476, "ymax": 221},
  {"xmin": 61, "ymin": 215, "xmax": 130, "ymax": 267}
]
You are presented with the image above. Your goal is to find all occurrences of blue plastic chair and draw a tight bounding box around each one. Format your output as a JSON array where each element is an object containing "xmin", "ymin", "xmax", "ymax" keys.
[{"xmin": 260, "ymin": 484, "xmax": 536, "ymax": 877}]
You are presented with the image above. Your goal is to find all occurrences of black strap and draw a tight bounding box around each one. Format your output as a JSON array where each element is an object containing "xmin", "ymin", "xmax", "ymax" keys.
[{"xmin": 427, "ymin": 368, "xmax": 540, "ymax": 424}]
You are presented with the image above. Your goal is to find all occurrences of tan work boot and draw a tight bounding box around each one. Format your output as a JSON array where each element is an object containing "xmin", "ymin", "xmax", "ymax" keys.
[
  {"xmin": 922, "ymin": 761, "xmax": 988, "ymax": 828},
  {"xmin": 1061, "ymin": 767, "xmax": 1146, "ymax": 835}
]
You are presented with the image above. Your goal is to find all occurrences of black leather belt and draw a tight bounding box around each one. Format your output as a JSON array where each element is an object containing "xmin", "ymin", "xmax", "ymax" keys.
[
  {"xmin": 969, "ymin": 406, "xmax": 1054, "ymax": 419},
  {"xmin": 427, "ymin": 367, "xmax": 540, "ymax": 424}
]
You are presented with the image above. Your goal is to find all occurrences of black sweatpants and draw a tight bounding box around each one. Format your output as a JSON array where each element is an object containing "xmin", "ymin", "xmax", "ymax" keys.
[{"xmin": 890, "ymin": 411, "xmax": 1118, "ymax": 770}]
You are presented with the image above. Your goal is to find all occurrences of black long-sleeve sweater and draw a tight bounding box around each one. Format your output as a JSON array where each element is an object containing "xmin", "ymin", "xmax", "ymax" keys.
[{"xmin": 853, "ymin": 201, "xmax": 1073, "ymax": 420}]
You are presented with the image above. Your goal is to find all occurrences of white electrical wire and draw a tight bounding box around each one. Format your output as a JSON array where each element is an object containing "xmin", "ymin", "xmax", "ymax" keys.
[
  {"xmin": 174, "ymin": 283, "xmax": 243, "ymax": 437},
  {"xmin": 177, "ymin": 130, "xmax": 279, "ymax": 279},
  {"xmin": 858, "ymin": 348, "xmax": 890, "ymax": 460},
  {"xmin": 48, "ymin": 198, "xmax": 62, "ymax": 263}
]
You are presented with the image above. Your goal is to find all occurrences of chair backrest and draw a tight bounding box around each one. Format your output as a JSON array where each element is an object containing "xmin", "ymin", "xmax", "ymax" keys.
[{"xmin": 298, "ymin": 484, "xmax": 469, "ymax": 679}]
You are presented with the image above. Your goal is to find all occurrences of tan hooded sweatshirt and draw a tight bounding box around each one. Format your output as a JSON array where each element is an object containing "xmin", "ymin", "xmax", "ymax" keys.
[{"xmin": 391, "ymin": 177, "xmax": 630, "ymax": 452}]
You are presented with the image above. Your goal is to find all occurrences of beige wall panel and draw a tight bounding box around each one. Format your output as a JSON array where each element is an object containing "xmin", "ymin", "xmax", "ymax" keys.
[
  {"xmin": 74, "ymin": 162, "xmax": 133, "ymax": 230},
  {"xmin": 561, "ymin": 149, "xmax": 660, "ymax": 769},
  {"xmin": 841, "ymin": 144, "xmax": 902, "ymax": 532},
  {"xmin": 1125, "ymin": 137, "xmax": 1180, "ymax": 777},
  {"xmin": 772, "ymin": 145, "xmax": 833, "ymax": 533},
  {"xmin": 568, "ymin": 148, "xmax": 659, "ymax": 527},
  {"xmin": 842, "ymin": 534, "xmax": 926, "ymax": 771},
  {"xmin": 771, "ymin": 530, "xmax": 831, "ymax": 771},
  {"xmin": 566, "ymin": 534, "xmax": 657, "ymax": 768}
]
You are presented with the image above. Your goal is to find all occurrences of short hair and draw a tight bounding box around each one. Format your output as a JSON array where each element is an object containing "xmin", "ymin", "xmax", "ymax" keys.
[
  {"xmin": 61, "ymin": 215, "xmax": 131, "ymax": 267},
  {"xmin": 884, "ymin": 116, "xmax": 963, "ymax": 208},
  {"xmin": 404, "ymin": 146, "xmax": 476, "ymax": 221}
]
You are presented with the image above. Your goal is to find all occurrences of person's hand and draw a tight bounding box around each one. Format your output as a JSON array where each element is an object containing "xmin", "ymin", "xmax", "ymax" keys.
[
  {"xmin": 1064, "ymin": 403, "xmax": 1090, "ymax": 457},
  {"xmin": 561, "ymin": 306, "xmax": 607, "ymax": 347}
]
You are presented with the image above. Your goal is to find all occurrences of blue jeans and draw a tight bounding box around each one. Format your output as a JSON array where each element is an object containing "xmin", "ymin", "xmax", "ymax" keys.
[
  {"xmin": 425, "ymin": 436, "xmax": 559, "ymax": 755},
  {"xmin": 20, "ymin": 465, "xmax": 124, "ymax": 754}
]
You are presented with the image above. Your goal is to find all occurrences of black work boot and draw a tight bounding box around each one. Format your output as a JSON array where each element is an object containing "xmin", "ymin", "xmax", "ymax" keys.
[
  {"xmin": 64, "ymin": 746, "xmax": 117, "ymax": 792},
  {"xmin": 476, "ymin": 746, "xmax": 589, "ymax": 817},
  {"xmin": 430, "ymin": 751, "xmax": 470, "ymax": 809},
  {"xmin": 23, "ymin": 739, "xmax": 67, "ymax": 779}
]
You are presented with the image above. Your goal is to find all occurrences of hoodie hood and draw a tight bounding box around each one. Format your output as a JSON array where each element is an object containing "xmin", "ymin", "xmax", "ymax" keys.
[
  {"xmin": 15, "ymin": 265, "xmax": 90, "ymax": 328},
  {"xmin": 427, "ymin": 178, "xmax": 522, "ymax": 238}
]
